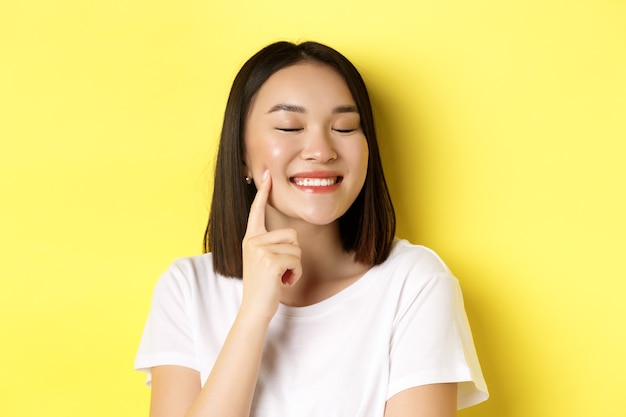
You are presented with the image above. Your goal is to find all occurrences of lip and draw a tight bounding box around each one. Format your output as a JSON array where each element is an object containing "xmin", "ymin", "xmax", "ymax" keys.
[{"xmin": 289, "ymin": 171, "xmax": 343, "ymax": 193}]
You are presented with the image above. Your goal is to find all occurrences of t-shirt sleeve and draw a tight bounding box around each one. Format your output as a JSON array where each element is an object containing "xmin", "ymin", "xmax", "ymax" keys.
[
  {"xmin": 387, "ymin": 271, "xmax": 489, "ymax": 409},
  {"xmin": 134, "ymin": 262, "xmax": 199, "ymax": 386}
]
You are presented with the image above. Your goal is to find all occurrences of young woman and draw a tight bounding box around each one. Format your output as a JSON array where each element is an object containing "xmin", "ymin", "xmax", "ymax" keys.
[{"xmin": 135, "ymin": 41, "xmax": 488, "ymax": 417}]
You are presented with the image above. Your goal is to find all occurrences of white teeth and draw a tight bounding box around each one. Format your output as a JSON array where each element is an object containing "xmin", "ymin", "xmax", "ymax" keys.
[{"xmin": 294, "ymin": 178, "xmax": 337, "ymax": 187}]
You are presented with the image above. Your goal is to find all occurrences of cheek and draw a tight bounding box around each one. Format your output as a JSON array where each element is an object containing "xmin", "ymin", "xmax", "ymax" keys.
[
  {"xmin": 268, "ymin": 144, "xmax": 286, "ymax": 161},
  {"xmin": 355, "ymin": 140, "xmax": 369, "ymax": 176},
  {"xmin": 247, "ymin": 136, "xmax": 292, "ymax": 172}
]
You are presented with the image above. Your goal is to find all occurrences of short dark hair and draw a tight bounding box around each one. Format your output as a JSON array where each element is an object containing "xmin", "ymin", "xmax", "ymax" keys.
[{"xmin": 204, "ymin": 41, "xmax": 395, "ymax": 278}]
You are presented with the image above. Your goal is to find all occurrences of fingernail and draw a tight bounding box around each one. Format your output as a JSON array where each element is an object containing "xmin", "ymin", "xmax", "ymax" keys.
[{"xmin": 262, "ymin": 169, "xmax": 269, "ymax": 181}]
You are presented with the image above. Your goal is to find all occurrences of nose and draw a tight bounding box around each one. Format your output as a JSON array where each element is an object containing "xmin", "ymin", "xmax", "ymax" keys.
[{"xmin": 300, "ymin": 128, "xmax": 337, "ymax": 163}]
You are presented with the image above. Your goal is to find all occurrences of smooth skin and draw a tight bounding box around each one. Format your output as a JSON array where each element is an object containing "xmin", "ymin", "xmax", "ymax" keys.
[{"xmin": 149, "ymin": 63, "xmax": 457, "ymax": 417}]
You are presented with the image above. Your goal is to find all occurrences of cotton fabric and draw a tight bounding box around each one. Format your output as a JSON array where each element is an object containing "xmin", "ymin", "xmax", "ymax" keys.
[{"xmin": 135, "ymin": 239, "xmax": 488, "ymax": 415}]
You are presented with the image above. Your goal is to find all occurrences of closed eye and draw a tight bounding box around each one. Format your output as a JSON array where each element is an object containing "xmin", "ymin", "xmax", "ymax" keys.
[
  {"xmin": 333, "ymin": 128, "xmax": 357, "ymax": 133},
  {"xmin": 275, "ymin": 127, "xmax": 303, "ymax": 132}
]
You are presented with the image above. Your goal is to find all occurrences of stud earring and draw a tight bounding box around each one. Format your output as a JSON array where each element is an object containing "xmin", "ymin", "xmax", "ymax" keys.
[{"xmin": 245, "ymin": 176, "xmax": 252, "ymax": 184}]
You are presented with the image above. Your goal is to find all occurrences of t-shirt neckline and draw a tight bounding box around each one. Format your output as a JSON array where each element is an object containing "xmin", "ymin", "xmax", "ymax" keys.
[{"xmin": 275, "ymin": 239, "xmax": 403, "ymax": 318}]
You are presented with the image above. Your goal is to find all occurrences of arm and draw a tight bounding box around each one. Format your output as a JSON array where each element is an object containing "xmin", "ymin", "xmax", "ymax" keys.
[
  {"xmin": 150, "ymin": 366, "xmax": 201, "ymax": 417},
  {"xmin": 150, "ymin": 310, "xmax": 272, "ymax": 417},
  {"xmin": 384, "ymin": 383, "xmax": 458, "ymax": 417},
  {"xmin": 149, "ymin": 172, "xmax": 301, "ymax": 417}
]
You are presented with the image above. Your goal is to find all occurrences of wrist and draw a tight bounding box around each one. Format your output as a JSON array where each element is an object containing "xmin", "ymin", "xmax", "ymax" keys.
[{"xmin": 237, "ymin": 303, "xmax": 275, "ymax": 329}]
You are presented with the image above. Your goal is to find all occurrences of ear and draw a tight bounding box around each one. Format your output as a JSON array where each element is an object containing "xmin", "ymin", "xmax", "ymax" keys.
[{"xmin": 241, "ymin": 162, "xmax": 252, "ymax": 181}]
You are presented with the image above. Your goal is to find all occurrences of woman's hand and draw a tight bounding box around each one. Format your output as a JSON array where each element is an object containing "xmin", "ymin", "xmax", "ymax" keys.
[
  {"xmin": 150, "ymin": 172, "xmax": 303, "ymax": 417},
  {"xmin": 241, "ymin": 170, "xmax": 302, "ymax": 321}
]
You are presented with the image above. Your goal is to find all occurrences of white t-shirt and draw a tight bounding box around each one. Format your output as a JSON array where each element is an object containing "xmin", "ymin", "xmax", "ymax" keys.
[{"xmin": 135, "ymin": 239, "xmax": 488, "ymax": 415}]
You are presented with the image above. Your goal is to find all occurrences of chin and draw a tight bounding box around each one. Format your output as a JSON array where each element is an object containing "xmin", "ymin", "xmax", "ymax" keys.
[{"xmin": 298, "ymin": 210, "xmax": 346, "ymax": 226}]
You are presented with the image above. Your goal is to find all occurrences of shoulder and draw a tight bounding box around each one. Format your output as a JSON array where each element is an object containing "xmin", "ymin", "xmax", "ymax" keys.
[
  {"xmin": 382, "ymin": 238, "xmax": 453, "ymax": 277},
  {"xmin": 151, "ymin": 253, "xmax": 231, "ymax": 302},
  {"xmin": 375, "ymin": 239, "xmax": 461, "ymax": 310},
  {"xmin": 165, "ymin": 253, "xmax": 217, "ymax": 281}
]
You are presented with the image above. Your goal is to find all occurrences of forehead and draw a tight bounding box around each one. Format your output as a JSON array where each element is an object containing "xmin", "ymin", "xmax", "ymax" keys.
[{"xmin": 251, "ymin": 63, "xmax": 356, "ymax": 110}]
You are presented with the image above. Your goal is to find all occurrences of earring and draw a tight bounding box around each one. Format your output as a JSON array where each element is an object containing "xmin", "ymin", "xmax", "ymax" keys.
[{"xmin": 245, "ymin": 176, "xmax": 252, "ymax": 184}]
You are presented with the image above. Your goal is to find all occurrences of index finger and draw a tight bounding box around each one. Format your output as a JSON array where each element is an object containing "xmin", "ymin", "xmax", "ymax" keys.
[{"xmin": 245, "ymin": 170, "xmax": 271, "ymax": 237}]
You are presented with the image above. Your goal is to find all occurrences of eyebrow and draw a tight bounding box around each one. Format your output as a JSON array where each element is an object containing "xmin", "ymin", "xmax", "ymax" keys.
[
  {"xmin": 268, "ymin": 103, "xmax": 305, "ymax": 114},
  {"xmin": 267, "ymin": 103, "xmax": 359, "ymax": 114},
  {"xmin": 332, "ymin": 105, "xmax": 359, "ymax": 114}
]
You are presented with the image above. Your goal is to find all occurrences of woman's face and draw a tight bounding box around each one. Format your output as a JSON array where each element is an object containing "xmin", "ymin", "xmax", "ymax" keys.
[{"xmin": 244, "ymin": 62, "xmax": 368, "ymax": 229}]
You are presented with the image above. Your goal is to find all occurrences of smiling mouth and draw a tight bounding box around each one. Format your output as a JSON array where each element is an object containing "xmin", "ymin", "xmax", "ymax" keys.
[{"xmin": 291, "ymin": 177, "xmax": 342, "ymax": 187}]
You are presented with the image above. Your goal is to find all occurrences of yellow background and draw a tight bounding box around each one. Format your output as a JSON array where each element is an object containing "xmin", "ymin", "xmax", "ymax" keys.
[{"xmin": 1, "ymin": 1, "xmax": 625, "ymax": 416}]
